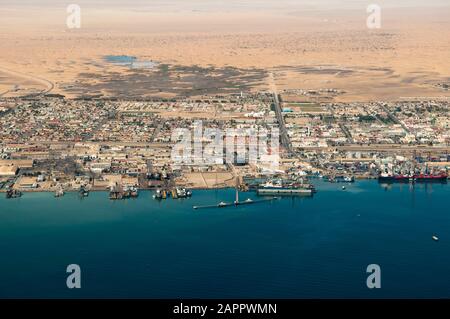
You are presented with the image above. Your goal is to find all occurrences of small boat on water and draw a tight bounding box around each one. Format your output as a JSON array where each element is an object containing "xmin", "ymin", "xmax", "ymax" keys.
[
  {"xmin": 79, "ymin": 185, "xmax": 89, "ymax": 197},
  {"xmin": 109, "ymin": 184, "xmax": 123, "ymax": 200},
  {"xmin": 432, "ymin": 235, "xmax": 439, "ymax": 241},
  {"xmin": 130, "ymin": 186, "xmax": 139, "ymax": 198},
  {"xmin": 123, "ymin": 187, "xmax": 131, "ymax": 199},
  {"xmin": 6, "ymin": 189, "xmax": 22, "ymax": 199},
  {"xmin": 153, "ymin": 189, "xmax": 164, "ymax": 199},
  {"xmin": 175, "ymin": 187, "xmax": 192, "ymax": 198},
  {"xmin": 343, "ymin": 176, "xmax": 355, "ymax": 183},
  {"xmin": 55, "ymin": 188, "xmax": 65, "ymax": 197}
]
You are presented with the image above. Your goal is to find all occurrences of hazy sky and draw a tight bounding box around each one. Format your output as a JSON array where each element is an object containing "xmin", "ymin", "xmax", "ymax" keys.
[
  {"xmin": 1, "ymin": 0, "xmax": 448, "ymax": 33},
  {"xmin": 2, "ymin": 0, "xmax": 450, "ymax": 11}
]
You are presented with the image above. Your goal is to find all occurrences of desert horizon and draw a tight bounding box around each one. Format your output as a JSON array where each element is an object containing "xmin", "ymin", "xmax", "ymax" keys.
[{"xmin": 1, "ymin": 1, "xmax": 449, "ymax": 101}]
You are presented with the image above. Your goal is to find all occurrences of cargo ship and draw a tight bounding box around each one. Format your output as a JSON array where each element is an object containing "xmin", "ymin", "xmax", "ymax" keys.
[
  {"xmin": 379, "ymin": 172, "xmax": 448, "ymax": 183},
  {"xmin": 414, "ymin": 173, "xmax": 448, "ymax": 182},
  {"xmin": 378, "ymin": 173, "xmax": 412, "ymax": 182}
]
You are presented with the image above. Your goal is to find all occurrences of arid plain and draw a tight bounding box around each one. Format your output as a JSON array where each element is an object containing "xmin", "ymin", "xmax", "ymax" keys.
[{"xmin": 0, "ymin": 1, "xmax": 449, "ymax": 101}]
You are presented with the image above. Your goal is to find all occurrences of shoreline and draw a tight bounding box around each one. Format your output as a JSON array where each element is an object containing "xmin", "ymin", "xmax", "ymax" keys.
[
  {"xmin": 1, "ymin": 175, "xmax": 448, "ymax": 194},
  {"xmin": 0, "ymin": 185, "xmax": 237, "ymax": 194}
]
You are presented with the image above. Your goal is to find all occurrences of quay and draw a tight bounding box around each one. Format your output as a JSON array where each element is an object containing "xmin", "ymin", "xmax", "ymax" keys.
[{"xmin": 193, "ymin": 197, "xmax": 278, "ymax": 210}]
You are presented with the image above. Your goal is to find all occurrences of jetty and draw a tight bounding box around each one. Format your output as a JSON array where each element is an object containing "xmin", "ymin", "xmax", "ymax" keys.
[
  {"xmin": 193, "ymin": 197, "xmax": 278, "ymax": 210},
  {"xmin": 193, "ymin": 176, "xmax": 278, "ymax": 210}
]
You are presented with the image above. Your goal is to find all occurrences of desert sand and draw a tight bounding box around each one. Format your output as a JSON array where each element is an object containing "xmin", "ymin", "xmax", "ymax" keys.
[{"xmin": 0, "ymin": 1, "xmax": 449, "ymax": 101}]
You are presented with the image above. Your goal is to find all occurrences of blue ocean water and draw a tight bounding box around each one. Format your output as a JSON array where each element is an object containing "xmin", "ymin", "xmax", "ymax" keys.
[{"xmin": 0, "ymin": 181, "xmax": 449, "ymax": 298}]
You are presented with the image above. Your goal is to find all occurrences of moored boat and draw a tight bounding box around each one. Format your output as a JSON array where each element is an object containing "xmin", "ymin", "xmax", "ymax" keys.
[
  {"xmin": 153, "ymin": 189, "xmax": 164, "ymax": 199},
  {"xmin": 414, "ymin": 173, "xmax": 447, "ymax": 182},
  {"xmin": 55, "ymin": 188, "xmax": 65, "ymax": 197},
  {"xmin": 379, "ymin": 172, "xmax": 447, "ymax": 183},
  {"xmin": 256, "ymin": 180, "xmax": 314, "ymax": 196},
  {"xmin": 175, "ymin": 187, "xmax": 192, "ymax": 198},
  {"xmin": 130, "ymin": 186, "xmax": 139, "ymax": 198},
  {"xmin": 6, "ymin": 189, "xmax": 22, "ymax": 199}
]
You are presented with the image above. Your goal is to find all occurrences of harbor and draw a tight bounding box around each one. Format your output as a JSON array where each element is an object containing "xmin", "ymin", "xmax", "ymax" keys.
[{"xmin": 1, "ymin": 180, "xmax": 449, "ymax": 298}]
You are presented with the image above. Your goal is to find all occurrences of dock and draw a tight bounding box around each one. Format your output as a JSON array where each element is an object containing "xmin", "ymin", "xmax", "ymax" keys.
[
  {"xmin": 256, "ymin": 188, "xmax": 313, "ymax": 196},
  {"xmin": 193, "ymin": 197, "xmax": 278, "ymax": 210}
]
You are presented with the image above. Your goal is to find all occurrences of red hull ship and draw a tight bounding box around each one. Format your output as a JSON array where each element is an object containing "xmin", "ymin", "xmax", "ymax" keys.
[
  {"xmin": 414, "ymin": 173, "xmax": 448, "ymax": 181},
  {"xmin": 379, "ymin": 173, "xmax": 448, "ymax": 183}
]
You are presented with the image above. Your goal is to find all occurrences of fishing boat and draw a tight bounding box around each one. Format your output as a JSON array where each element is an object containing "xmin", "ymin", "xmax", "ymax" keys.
[
  {"xmin": 79, "ymin": 185, "xmax": 89, "ymax": 197},
  {"xmin": 175, "ymin": 187, "xmax": 192, "ymax": 198},
  {"xmin": 130, "ymin": 186, "xmax": 139, "ymax": 198},
  {"xmin": 6, "ymin": 189, "xmax": 22, "ymax": 199},
  {"xmin": 122, "ymin": 186, "xmax": 131, "ymax": 199},
  {"xmin": 55, "ymin": 188, "xmax": 65, "ymax": 197},
  {"xmin": 109, "ymin": 184, "xmax": 123, "ymax": 200},
  {"xmin": 153, "ymin": 189, "xmax": 163, "ymax": 199},
  {"xmin": 344, "ymin": 176, "xmax": 355, "ymax": 183}
]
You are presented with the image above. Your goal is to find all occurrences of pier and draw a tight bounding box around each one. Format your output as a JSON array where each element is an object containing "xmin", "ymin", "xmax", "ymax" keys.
[
  {"xmin": 193, "ymin": 197, "xmax": 278, "ymax": 210},
  {"xmin": 193, "ymin": 176, "xmax": 279, "ymax": 209}
]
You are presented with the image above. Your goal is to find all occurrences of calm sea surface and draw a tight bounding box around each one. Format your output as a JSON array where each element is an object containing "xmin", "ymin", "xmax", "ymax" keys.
[{"xmin": 0, "ymin": 181, "xmax": 449, "ymax": 298}]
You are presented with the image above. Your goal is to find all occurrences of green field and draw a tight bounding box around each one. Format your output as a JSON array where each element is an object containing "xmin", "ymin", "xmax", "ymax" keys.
[{"xmin": 286, "ymin": 102, "xmax": 324, "ymax": 113}]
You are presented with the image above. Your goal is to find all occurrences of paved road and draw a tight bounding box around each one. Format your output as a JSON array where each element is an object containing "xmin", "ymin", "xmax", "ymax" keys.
[
  {"xmin": 299, "ymin": 144, "xmax": 450, "ymax": 153},
  {"xmin": 268, "ymin": 72, "xmax": 294, "ymax": 156},
  {"xmin": 272, "ymin": 92, "xmax": 294, "ymax": 155},
  {"xmin": 339, "ymin": 123, "xmax": 354, "ymax": 143},
  {"xmin": 379, "ymin": 103, "xmax": 411, "ymax": 134},
  {"xmin": 0, "ymin": 66, "xmax": 54, "ymax": 98}
]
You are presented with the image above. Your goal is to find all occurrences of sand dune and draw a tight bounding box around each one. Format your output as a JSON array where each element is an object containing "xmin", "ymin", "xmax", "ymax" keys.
[{"xmin": 0, "ymin": 4, "xmax": 448, "ymax": 101}]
